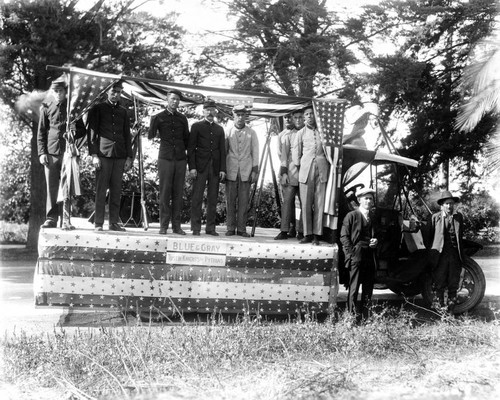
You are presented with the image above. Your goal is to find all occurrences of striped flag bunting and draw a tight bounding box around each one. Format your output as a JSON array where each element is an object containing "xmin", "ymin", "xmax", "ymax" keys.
[
  {"xmin": 312, "ymin": 99, "xmax": 347, "ymax": 229},
  {"xmin": 35, "ymin": 230, "xmax": 338, "ymax": 315}
]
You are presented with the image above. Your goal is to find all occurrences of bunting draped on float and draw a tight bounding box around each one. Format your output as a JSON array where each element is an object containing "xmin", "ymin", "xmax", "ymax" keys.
[{"xmin": 50, "ymin": 65, "xmax": 348, "ymax": 227}]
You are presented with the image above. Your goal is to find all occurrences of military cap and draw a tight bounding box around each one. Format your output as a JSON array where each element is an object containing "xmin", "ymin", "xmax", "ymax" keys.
[
  {"xmin": 233, "ymin": 104, "xmax": 248, "ymax": 113},
  {"xmin": 51, "ymin": 76, "xmax": 67, "ymax": 90},
  {"xmin": 111, "ymin": 80, "xmax": 124, "ymax": 89},
  {"xmin": 203, "ymin": 100, "xmax": 217, "ymax": 109}
]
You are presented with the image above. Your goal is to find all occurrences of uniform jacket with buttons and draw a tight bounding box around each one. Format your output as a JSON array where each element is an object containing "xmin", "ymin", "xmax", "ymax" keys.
[
  {"xmin": 278, "ymin": 127, "xmax": 299, "ymax": 186},
  {"xmin": 187, "ymin": 119, "xmax": 226, "ymax": 174},
  {"xmin": 225, "ymin": 124, "xmax": 259, "ymax": 182},
  {"xmin": 292, "ymin": 125, "xmax": 330, "ymax": 183},
  {"xmin": 87, "ymin": 101, "xmax": 133, "ymax": 159},
  {"xmin": 148, "ymin": 109, "xmax": 189, "ymax": 161},
  {"xmin": 37, "ymin": 99, "xmax": 86, "ymax": 156}
]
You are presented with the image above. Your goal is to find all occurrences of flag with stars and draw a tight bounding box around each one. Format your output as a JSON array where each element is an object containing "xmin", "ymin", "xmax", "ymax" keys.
[
  {"xmin": 34, "ymin": 230, "xmax": 338, "ymax": 316},
  {"xmin": 312, "ymin": 99, "xmax": 347, "ymax": 229},
  {"xmin": 69, "ymin": 68, "xmax": 120, "ymax": 121}
]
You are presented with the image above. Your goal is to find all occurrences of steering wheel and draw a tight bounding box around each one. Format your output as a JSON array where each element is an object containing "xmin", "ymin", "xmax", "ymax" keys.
[{"xmin": 344, "ymin": 183, "xmax": 365, "ymax": 199}]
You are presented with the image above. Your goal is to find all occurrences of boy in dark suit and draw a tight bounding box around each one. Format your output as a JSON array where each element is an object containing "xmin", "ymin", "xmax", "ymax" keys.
[
  {"xmin": 427, "ymin": 191, "xmax": 464, "ymax": 312},
  {"xmin": 340, "ymin": 187, "xmax": 379, "ymax": 317}
]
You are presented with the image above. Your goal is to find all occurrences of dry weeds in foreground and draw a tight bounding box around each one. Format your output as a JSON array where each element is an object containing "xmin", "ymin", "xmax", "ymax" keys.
[{"xmin": 1, "ymin": 308, "xmax": 499, "ymax": 400}]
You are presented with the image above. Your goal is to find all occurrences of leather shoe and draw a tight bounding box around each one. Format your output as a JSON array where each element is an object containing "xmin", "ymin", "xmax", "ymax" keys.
[
  {"xmin": 159, "ymin": 228, "xmax": 167, "ymax": 235},
  {"xmin": 173, "ymin": 228, "xmax": 186, "ymax": 235},
  {"xmin": 41, "ymin": 220, "xmax": 57, "ymax": 228},
  {"xmin": 206, "ymin": 231, "xmax": 219, "ymax": 236},
  {"xmin": 274, "ymin": 231, "xmax": 288, "ymax": 240},
  {"xmin": 62, "ymin": 223, "xmax": 76, "ymax": 231},
  {"xmin": 299, "ymin": 235, "xmax": 313, "ymax": 244},
  {"xmin": 193, "ymin": 231, "xmax": 200, "ymax": 236},
  {"xmin": 109, "ymin": 223, "xmax": 126, "ymax": 232},
  {"xmin": 312, "ymin": 235, "xmax": 320, "ymax": 246},
  {"xmin": 237, "ymin": 231, "xmax": 250, "ymax": 238},
  {"xmin": 288, "ymin": 228, "xmax": 297, "ymax": 238},
  {"xmin": 94, "ymin": 225, "xmax": 103, "ymax": 232},
  {"xmin": 297, "ymin": 232, "xmax": 304, "ymax": 241},
  {"xmin": 226, "ymin": 231, "xmax": 235, "ymax": 236}
]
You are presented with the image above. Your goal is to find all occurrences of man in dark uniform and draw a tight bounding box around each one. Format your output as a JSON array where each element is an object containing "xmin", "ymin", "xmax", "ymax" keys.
[
  {"xmin": 427, "ymin": 191, "xmax": 464, "ymax": 312},
  {"xmin": 38, "ymin": 77, "xmax": 85, "ymax": 230},
  {"xmin": 188, "ymin": 100, "xmax": 226, "ymax": 236},
  {"xmin": 87, "ymin": 81, "xmax": 133, "ymax": 232},
  {"xmin": 340, "ymin": 187, "xmax": 379, "ymax": 317},
  {"xmin": 148, "ymin": 89, "xmax": 189, "ymax": 235}
]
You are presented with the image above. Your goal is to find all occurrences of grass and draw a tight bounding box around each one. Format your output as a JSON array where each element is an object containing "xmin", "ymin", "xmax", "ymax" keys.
[{"xmin": 1, "ymin": 308, "xmax": 499, "ymax": 400}]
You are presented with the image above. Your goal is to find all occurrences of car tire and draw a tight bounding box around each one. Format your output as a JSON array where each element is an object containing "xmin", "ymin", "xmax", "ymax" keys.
[{"xmin": 421, "ymin": 255, "xmax": 486, "ymax": 314}]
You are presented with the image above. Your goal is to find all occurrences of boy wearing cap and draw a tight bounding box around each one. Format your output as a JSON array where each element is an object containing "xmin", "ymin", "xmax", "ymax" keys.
[
  {"xmin": 87, "ymin": 81, "xmax": 133, "ymax": 232},
  {"xmin": 427, "ymin": 191, "xmax": 464, "ymax": 312},
  {"xmin": 38, "ymin": 77, "xmax": 86, "ymax": 229},
  {"xmin": 188, "ymin": 100, "xmax": 226, "ymax": 236},
  {"xmin": 340, "ymin": 187, "xmax": 379, "ymax": 316},
  {"xmin": 148, "ymin": 89, "xmax": 190, "ymax": 235},
  {"xmin": 225, "ymin": 105, "xmax": 259, "ymax": 237}
]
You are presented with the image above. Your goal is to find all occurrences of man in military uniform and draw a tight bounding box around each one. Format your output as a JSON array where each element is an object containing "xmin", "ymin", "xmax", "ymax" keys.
[
  {"xmin": 148, "ymin": 89, "xmax": 190, "ymax": 235},
  {"xmin": 37, "ymin": 77, "xmax": 85, "ymax": 230},
  {"xmin": 275, "ymin": 110, "xmax": 304, "ymax": 240},
  {"xmin": 87, "ymin": 81, "xmax": 133, "ymax": 232},
  {"xmin": 188, "ymin": 100, "xmax": 226, "ymax": 236},
  {"xmin": 225, "ymin": 105, "xmax": 259, "ymax": 237}
]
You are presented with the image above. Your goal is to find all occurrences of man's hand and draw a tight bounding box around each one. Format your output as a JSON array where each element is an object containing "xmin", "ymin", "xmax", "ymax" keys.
[
  {"xmin": 92, "ymin": 155, "xmax": 101, "ymax": 170},
  {"xmin": 280, "ymin": 173, "xmax": 289, "ymax": 185},
  {"xmin": 39, "ymin": 154, "xmax": 49, "ymax": 166},
  {"xmin": 219, "ymin": 171, "xmax": 226, "ymax": 181},
  {"xmin": 124, "ymin": 157, "xmax": 133, "ymax": 171},
  {"xmin": 251, "ymin": 171, "xmax": 258, "ymax": 183},
  {"xmin": 190, "ymin": 169, "xmax": 197, "ymax": 179},
  {"xmin": 369, "ymin": 238, "xmax": 378, "ymax": 249}
]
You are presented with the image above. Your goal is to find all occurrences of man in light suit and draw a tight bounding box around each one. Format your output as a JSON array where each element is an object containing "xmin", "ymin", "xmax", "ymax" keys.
[
  {"xmin": 340, "ymin": 187, "xmax": 379, "ymax": 316},
  {"xmin": 292, "ymin": 105, "xmax": 330, "ymax": 245},
  {"xmin": 188, "ymin": 100, "xmax": 226, "ymax": 236},
  {"xmin": 427, "ymin": 191, "xmax": 464, "ymax": 312},
  {"xmin": 225, "ymin": 105, "xmax": 259, "ymax": 237}
]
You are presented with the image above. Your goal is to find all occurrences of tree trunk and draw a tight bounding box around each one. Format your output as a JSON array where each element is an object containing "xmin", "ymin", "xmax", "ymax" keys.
[{"xmin": 26, "ymin": 120, "xmax": 45, "ymax": 250}]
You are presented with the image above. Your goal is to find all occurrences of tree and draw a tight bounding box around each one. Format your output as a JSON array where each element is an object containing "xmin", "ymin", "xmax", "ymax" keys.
[
  {"xmin": 351, "ymin": 0, "xmax": 498, "ymax": 194},
  {"xmin": 343, "ymin": 0, "xmax": 499, "ymax": 192},
  {"xmin": 0, "ymin": 0, "xmax": 187, "ymax": 248},
  {"xmin": 202, "ymin": 0, "xmax": 357, "ymax": 96},
  {"xmin": 455, "ymin": 28, "xmax": 500, "ymax": 172}
]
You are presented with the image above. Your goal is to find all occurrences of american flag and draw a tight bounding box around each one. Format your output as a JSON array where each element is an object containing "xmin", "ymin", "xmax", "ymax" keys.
[
  {"xmin": 312, "ymin": 99, "xmax": 347, "ymax": 227},
  {"xmin": 34, "ymin": 229, "xmax": 337, "ymax": 315},
  {"xmin": 313, "ymin": 99, "xmax": 346, "ymax": 147},
  {"xmin": 69, "ymin": 68, "xmax": 120, "ymax": 121}
]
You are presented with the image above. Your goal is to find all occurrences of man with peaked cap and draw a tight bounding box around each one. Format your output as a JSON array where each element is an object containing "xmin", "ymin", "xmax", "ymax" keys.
[
  {"xmin": 87, "ymin": 80, "xmax": 133, "ymax": 232},
  {"xmin": 340, "ymin": 187, "xmax": 379, "ymax": 317},
  {"xmin": 427, "ymin": 190, "xmax": 464, "ymax": 312},
  {"xmin": 188, "ymin": 100, "xmax": 226, "ymax": 236},
  {"xmin": 225, "ymin": 104, "xmax": 259, "ymax": 237},
  {"xmin": 275, "ymin": 110, "xmax": 304, "ymax": 240},
  {"xmin": 292, "ymin": 105, "xmax": 330, "ymax": 245},
  {"xmin": 148, "ymin": 88, "xmax": 190, "ymax": 235},
  {"xmin": 38, "ymin": 76, "xmax": 86, "ymax": 230}
]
